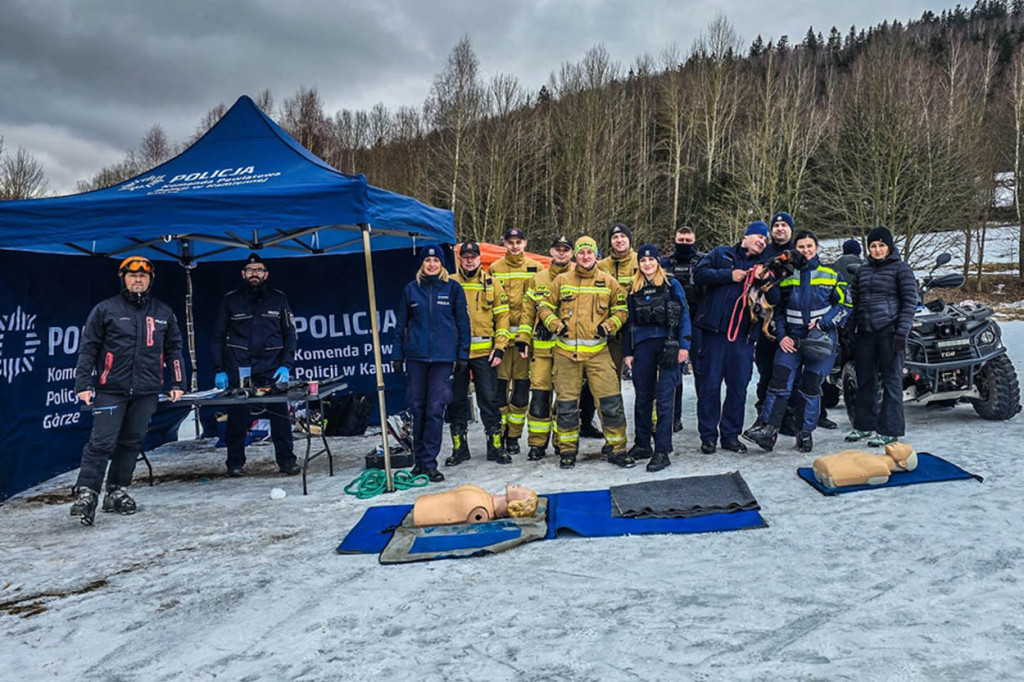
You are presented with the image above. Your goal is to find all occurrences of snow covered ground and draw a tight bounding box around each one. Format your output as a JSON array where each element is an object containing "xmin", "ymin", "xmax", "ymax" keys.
[{"xmin": 3, "ymin": 327, "xmax": 1024, "ymax": 681}]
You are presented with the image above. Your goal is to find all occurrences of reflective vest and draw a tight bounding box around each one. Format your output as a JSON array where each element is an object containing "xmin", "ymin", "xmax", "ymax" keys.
[
  {"xmin": 490, "ymin": 253, "xmax": 544, "ymax": 340},
  {"xmin": 598, "ymin": 249, "xmax": 638, "ymax": 289},
  {"xmin": 541, "ymin": 266, "xmax": 628, "ymax": 358},
  {"xmin": 453, "ymin": 269, "xmax": 511, "ymax": 358},
  {"xmin": 519, "ymin": 261, "xmax": 571, "ymax": 357},
  {"xmin": 775, "ymin": 258, "xmax": 850, "ymax": 338}
]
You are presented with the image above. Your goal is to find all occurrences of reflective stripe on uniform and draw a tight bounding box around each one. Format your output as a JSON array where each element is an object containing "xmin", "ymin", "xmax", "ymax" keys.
[
  {"xmin": 493, "ymin": 272, "xmax": 535, "ymax": 280},
  {"xmin": 556, "ymin": 338, "xmax": 608, "ymax": 353},
  {"xmin": 506, "ymin": 412, "xmax": 526, "ymax": 425},
  {"xmin": 533, "ymin": 339, "xmax": 555, "ymax": 350}
]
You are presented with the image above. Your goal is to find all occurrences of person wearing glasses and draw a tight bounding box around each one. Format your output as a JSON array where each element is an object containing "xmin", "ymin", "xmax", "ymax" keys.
[
  {"xmin": 211, "ymin": 253, "xmax": 299, "ymax": 478},
  {"xmin": 70, "ymin": 256, "xmax": 185, "ymax": 526}
]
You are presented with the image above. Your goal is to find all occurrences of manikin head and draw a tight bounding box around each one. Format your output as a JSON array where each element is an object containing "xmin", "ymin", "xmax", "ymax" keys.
[{"xmin": 500, "ymin": 485, "xmax": 539, "ymax": 518}]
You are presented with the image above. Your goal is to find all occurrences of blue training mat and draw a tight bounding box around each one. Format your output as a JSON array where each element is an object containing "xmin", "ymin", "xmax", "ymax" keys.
[
  {"xmin": 336, "ymin": 489, "xmax": 767, "ymax": 555},
  {"xmin": 797, "ymin": 452, "xmax": 983, "ymax": 496},
  {"xmin": 544, "ymin": 489, "xmax": 767, "ymax": 538}
]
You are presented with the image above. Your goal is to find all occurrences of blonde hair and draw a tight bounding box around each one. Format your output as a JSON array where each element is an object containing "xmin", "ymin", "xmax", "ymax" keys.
[
  {"xmin": 507, "ymin": 489, "xmax": 539, "ymax": 518},
  {"xmin": 416, "ymin": 263, "xmax": 450, "ymax": 285},
  {"xmin": 631, "ymin": 263, "xmax": 667, "ymax": 294}
]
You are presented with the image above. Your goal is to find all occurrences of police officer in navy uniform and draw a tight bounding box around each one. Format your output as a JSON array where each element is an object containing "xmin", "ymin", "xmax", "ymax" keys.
[
  {"xmin": 661, "ymin": 225, "xmax": 704, "ymax": 432},
  {"xmin": 212, "ymin": 253, "xmax": 299, "ymax": 477},
  {"xmin": 70, "ymin": 256, "xmax": 186, "ymax": 526}
]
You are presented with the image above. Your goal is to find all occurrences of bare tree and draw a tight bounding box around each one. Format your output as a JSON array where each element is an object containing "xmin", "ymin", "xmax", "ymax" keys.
[
  {"xmin": 280, "ymin": 86, "xmax": 333, "ymax": 160},
  {"xmin": 424, "ymin": 35, "xmax": 484, "ymax": 220},
  {"xmin": 0, "ymin": 144, "xmax": 48, "ymax": 199}
]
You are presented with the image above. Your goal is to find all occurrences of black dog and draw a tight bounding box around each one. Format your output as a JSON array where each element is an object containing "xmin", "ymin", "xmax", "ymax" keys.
[{"xmin": 747, "ymin": 249, "xmax": 807, "ymax": 340}]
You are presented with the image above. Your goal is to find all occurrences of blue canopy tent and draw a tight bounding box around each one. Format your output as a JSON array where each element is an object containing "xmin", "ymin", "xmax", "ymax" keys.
[{"xmin": 0, "ymin": 95, "xmax": 454, "ymax": 491}]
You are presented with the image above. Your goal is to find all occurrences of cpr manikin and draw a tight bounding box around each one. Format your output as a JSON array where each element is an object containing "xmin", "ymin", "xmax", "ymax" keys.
[
  {"xmin": 412, "ymin": 484, "xmax": 539, "ymax": 527},
  {"xmin": 812, "ymin": 442, "xmax": 919, "ymax": 488}
]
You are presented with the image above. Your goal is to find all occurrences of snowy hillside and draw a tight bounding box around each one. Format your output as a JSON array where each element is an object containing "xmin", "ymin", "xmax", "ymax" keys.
[{"xmin": 2, "ymin": 319, "xmax": 1022, "ymax": 680}]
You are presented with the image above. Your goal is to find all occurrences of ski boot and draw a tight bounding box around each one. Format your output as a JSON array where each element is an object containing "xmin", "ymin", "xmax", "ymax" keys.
[
  {"xmin": 102, "ymin": 486, "xmax": 138, "ymax": 515},
  {"xmin": 69, "ymin": 487, "xmax": 99, "ymax": 526},
  {"xmin": 742, "ymin": 423, "xmax": 779, "ymax": 452}
]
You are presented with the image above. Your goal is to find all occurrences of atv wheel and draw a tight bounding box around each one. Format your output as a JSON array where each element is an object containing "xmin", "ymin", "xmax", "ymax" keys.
[
  {"xmin": 971, "ymin": 353, "xmax": 1022, "ymax": 420},
  {"xmin": 842, "ymin": 361, "xmax": 858, "ymax": 426}
]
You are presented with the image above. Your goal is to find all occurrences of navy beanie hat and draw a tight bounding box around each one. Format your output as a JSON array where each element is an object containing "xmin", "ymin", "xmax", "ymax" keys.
[
  {"xmin": 637, "ymin": 243, "xmax": 660, "ymax": 260},
  {"xmin": 745, "ymin": 221, "xmax": 770, "ymax": 239},
  {"xmin": 419, "ymin": 245, "xmax": 443, "ymax": 265},
  {"xmin": 866, "ymin": 226, "xmax": 895, "ymax": 252},
  {"xmin": 770, "ymin": 211, "xmax": 794, "ymax": 230},
  {"xmin": 609, "ymin": 222, "xmax": 632, "ymax": 242},
  {"xmin": 842, "ymin": 239, "xmax": 862, "ymax": 256}
]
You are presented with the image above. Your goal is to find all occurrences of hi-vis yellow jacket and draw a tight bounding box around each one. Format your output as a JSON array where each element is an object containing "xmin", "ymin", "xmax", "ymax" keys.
[
  {"xmin": 490, "ymin": 252, "xmax": 545, "ymax": 342},
  {"xmin": 540, "ymin": 265, "xmax": 628, "ymax": 359},
  {"xmin": 452, "ymin": 269, "xmax": 511, "ymax": 359},
  {"xmin": 598, "ymin": 249, "xmax": 638, "ymax": 290},
  {"xmin": 519, "ymin": 261, "xmax": 571, "ymax": 358}
]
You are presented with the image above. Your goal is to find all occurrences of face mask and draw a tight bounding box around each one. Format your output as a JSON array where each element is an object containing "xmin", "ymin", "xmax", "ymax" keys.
[{"xmin": 675, "ymin": 243, "xmax": 694, "ymax": 259}]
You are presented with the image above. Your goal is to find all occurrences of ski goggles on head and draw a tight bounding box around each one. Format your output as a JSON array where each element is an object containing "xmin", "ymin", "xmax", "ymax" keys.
[{"xmin": 119, "ymin": 256, "xmax": 153, "ymax": 275}]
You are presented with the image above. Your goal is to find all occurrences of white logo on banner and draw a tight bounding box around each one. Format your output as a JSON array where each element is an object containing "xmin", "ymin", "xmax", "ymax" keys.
[{"xmin": 0, "ymin": 306, "xmax": 40, "ymax": 383}]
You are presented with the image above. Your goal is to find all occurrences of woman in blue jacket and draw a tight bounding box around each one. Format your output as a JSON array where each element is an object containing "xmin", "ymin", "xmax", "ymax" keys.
[
  {"xmin": 624, "ymin": 244, "xmax": 691, "ymax": 472},
  {"xmin": 742, "ymin": 230, "xmax": 850, "ymax": 453},
  {"xmin": 393, "ymin": 246, "xmax": 471, "ymax": 481}
]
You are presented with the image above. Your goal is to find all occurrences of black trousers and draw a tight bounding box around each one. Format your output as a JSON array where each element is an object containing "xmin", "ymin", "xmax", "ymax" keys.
[
  {"xmin": 76, "ymin": 393, "xmax": 159, "ymax": 493},
  {"xmin": 853, "ymin": 330, "xmax": 906, "ymax": 436},
  {"xmin": 449, "ymin": 356, "xmax": 502, "ymax": 434},
  {"xmin": 226, "ymin": 400, "xmax": 295, "ymax": 469}
]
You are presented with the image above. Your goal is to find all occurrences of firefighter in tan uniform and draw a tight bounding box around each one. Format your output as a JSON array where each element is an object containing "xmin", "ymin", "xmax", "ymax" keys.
[
  {"xmin": 597, "ymin": 222, "xmax": 639, "ymax": 377},
  {"xmin": 447, "ymin": 242, "xmax": 513, "ymax": 466},
  {"xmin": 541, "ymin": 236, "xmax": 633, "ymax": 469},
  {"xmin": 517, "ymin": 234, "xmax": 574, "ymax": 461},
  {"xmin": 490, "ymin": 226, "xmax": 544, "ymax": 456}
]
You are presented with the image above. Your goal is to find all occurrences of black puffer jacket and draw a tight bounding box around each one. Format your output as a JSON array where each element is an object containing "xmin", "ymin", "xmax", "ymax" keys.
[
  {"xmin": 75, "ymin": 292, "xmax": 185, "ymax": 395},
  {"xmin": 850, "ymin": 252, "xmax": 917, "ymax": 336}
]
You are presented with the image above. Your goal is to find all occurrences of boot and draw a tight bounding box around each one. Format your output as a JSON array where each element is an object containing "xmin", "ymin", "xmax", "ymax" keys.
[
  {"xmin": 721, "ymin": 437, "xmax": 748, "ymax": 453},
  {"xmin": 559, "ymin": 451, "xmax": 577, "ymax": 469},
  {"xmin": 845, "ymin": 429, "xmax": 874, "ymax": 442},
  {"xmin": 742, "ymin": 423, "xmax": 779, "ymax": 452},
  {"xmin": 818, "ymin": 416, "xmax": 838, "ymax": 430},
  {"xmin": 796, "ymin": 430, "xmax": 813, "ymax": 453},
  {"xmin": 102, "ymin": 486, "xmax": 137, "ymax": 515},
  {"xmin": 647, "ymin": 450, "xmax": 671, "ymax": 473},
  {"xmin": 607, "ymin": 450, "xmax": 636, "ymax": 468},
  {"xmin": 504, "ymin": 435, "xmax": 521, "ymax": 456},
  {"xmin": 445, "ymin": 429, "xmax": 471, "ymax": 467},
  {"xmin": 627, "ymin": 444, "xmax": 654, "ymax": 460},
  {"xmin": 425, "ymin": 468, "xmax": 445, "ymax": 483},
  {"xmin": 69, "ymin": 487, "xmax": 99, "ymax": 526},
  {"xmin": 867, "ymin": 434, "xmax": 899, "ymax": 447},
  {"xmin": 527, "ymin": 446, "xmax": 546, "ymax": 461},
  {"xmin": 487, "ymin": 431, "xmax": 512, "ymax": 464},
  {"xmin": 700, "ymin": 440, "xmax": 717, "ymax": 454},
  {"xmin": 672, "ymin": 418, "xmax": 684, "ymax": 433}
]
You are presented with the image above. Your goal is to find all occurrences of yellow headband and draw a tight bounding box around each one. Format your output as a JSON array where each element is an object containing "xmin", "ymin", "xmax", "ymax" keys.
[{"xmin": 574, "ymin": 237, "xmax": 597, "ymax": 256}]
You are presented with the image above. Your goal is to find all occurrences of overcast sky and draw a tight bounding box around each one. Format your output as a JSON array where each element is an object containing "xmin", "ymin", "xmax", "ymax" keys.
[{"xmin": 0, "ymin": 0, "xmax": 963, "ymax": 195}]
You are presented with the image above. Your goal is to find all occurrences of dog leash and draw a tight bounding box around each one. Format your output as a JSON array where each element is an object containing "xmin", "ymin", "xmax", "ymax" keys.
[{"xmin": 727, "ymin": 269, "xmax": 759, "ymax": 342}]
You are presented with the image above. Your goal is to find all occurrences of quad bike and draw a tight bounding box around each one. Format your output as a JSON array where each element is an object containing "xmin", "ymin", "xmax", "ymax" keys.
[{"xmin": 835, "ymin": 252, "xmax": 1021, "ymax": 423}]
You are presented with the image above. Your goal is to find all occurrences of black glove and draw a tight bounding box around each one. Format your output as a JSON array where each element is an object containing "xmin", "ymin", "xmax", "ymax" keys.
[
  {"xmin": 557, "ymin": 323, "xmax": 570, "ymax": 338},
  {"xmin": 493, "ymin": 348, "xmax": 505, "ymax": 361},
  {"xmin": 596, "ymin": 325, "xmax": 608, "ymax": 338},
  {"xmin": 455, "ymin": 359, "xmax": 468, "ymax": 375},
  {"xmin": 514, "ymin": 341, "xmax": 528, "ymax": 355},
  {"xmin": 392, "ymin": 359, "xmax": 405, "ymax": 374},
  {"xmin": 659, "ymin": 339, "xmax": 680, "ymax": 369},
  {"xmin": 892, "ymin": 334, "xmax": 907, "ymax": 354}
]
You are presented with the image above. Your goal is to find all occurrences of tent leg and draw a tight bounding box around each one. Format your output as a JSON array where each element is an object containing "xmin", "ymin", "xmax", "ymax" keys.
[{"xmin": 361, "ymin": 224, "xmax": 394, "ymax": 493}]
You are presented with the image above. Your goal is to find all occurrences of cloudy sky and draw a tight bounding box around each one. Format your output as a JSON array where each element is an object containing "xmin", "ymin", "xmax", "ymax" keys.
[{"xmin": 1, "ymin": 0, "xmax": 961, "ymax": 195}]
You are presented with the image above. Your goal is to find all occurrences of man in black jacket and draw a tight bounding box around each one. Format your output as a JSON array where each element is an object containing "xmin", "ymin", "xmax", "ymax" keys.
[
  {"xmin": 212, "ymin": 253, "xmax": 299, "ymax": 477},
  {"xmin": 661, "ymin": 226, "xmax": 704, "ymax": 432},
  {"xmin": 71, "ymin": 256, "xmax": 185, "ymax": 526}
]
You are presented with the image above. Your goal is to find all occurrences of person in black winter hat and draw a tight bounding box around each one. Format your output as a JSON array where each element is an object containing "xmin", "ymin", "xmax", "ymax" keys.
[
  {"xmin": 846, "ymin": 226, "xmax": 916, "ymax": 447},
  {"xmin": 842, "ymin": 239, "xmax": 862, "ymax": 256}
]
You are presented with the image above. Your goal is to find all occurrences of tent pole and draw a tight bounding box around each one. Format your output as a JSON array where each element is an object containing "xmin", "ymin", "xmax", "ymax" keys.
[
  {"xmin": 182, "ymin": 247, "xmax": 201, "ymax": 438},
  {"xmin": 360, "ymin": 224, "xmax": 394, "ymax": 493}
]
